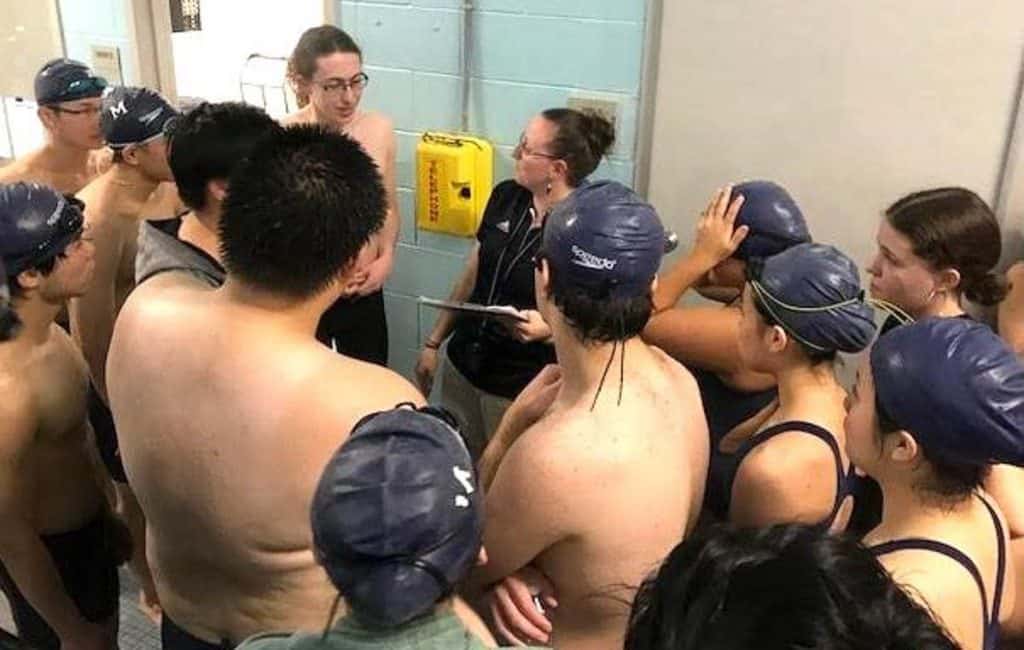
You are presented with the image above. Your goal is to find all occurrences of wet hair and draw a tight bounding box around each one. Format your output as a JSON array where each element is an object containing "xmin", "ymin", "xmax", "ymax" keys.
[
  {"xmin": 540, "ymin": 108, "xmax": 615, "ymax": 186},
  {"xmin": 874, "ymin": 399, "xmax": 988, "ymax": 502},
  {"xmin": 219, "ymin": 124, "xmax": 386, "ymax": 299},
  {"xmin": 750, "ymin": 286, "xmax": 837, "ymax": 364},
  {"xmin": 168, "ymin": 102, "xmax": 282, "ymax": 212},
  {"xmin": 885, "ymin": 188, "xmax": 1005, "ymax": 306},
  {"xmin": 541, "ymin": 254, "xmax": 652, "ymax": 345},
  {"xmin": 287, "ymin": 26, "xmax": 362, "ymax": 107},
  {"xmin": 625, "ymin": 524, "xmax": 960, "ymax": 650}
]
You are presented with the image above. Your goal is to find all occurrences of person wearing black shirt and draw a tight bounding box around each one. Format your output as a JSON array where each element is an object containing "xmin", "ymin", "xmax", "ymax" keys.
[{"xmin": 415, "ymin": 108, "xmax": 614, "ymax": 457}]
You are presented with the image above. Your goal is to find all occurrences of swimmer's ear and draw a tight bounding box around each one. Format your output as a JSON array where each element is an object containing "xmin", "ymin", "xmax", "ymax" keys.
[
  {"xmin": 476, "ymin": 547, "xmax": 488, "ymax": 567},
  {"xmin": 766, "ymin": 324, "xmax": 788, "ymax": 354},
  {"xmin": 888, "ymin": 430, "xmax": 920, "ymax": 465},
  {"xmin": 38, "ymin": 107, "xmax": 59, "ymax": 131},
  {"xmin": 121, "ymin": 144, "xmax": 142, "ymax": 167},
  {"xmin": 535, "ymin": 257, "xmax": 552, "ymax": 301},
  {"xmin": 935, "ymin": 267, "xmax": 962, "ymax": 295},
  {"xmin": 15, "ymin": 269, "xmax": 44, "ymax": 294}
]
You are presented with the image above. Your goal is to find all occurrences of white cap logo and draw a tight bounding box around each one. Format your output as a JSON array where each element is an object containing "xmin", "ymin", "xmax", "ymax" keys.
[
  {"xmin": 571, "ymin": 244, "xmax": 617, "ymax": 271},
  {"xmin": 108, "ymin": 100, "xmax": 128, "ymax": 119},
  {"xmin": 453, "ymin": 466, "xmax": 474, "ymax": 508}
]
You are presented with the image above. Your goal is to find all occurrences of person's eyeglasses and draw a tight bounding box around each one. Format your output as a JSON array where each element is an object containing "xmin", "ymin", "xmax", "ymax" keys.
[
  {"xmin": 317, "ymin": 73, "xmax": 370, "ymax": 94},
  {"xmin": 514, "ymin": 134, "xmax": 558, "ymax": 160},
  {"xmin": 48, "ymin": 104, "xmax": 102, "ymax": 117}
]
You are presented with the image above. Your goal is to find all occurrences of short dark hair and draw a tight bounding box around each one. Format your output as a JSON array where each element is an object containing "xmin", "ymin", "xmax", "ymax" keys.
[
  {"xmin": 885, "ymin": 187, "xmax": 1006, "ymax": 306},
  {"xmin": 875, "ymin": 399, "xmax": 988, "ymax": 502},
  {"xmin": 7, "ymin": 254, "xmax": 59, "ymax": 299},
  {"xmin": 541, "ymin": 108, "xmax": 615, "ymax": 186},
  {"xmin": 219, "ymin": 124, "xmax": 386, "ymax": 298},
  {"xmin": 167, "ymin": 102, "xmax": 281, "ymax": 211},
  {"xmin": 543, "ymin": 254, "xmax": 652, "ymax": 345},
  {"xmin": 288, "ymin": 25, "xmax": 361, "ymax": 82},
  {"xmin": 625, "ymin": 524, "xmax": 959, "ymax": 650}
]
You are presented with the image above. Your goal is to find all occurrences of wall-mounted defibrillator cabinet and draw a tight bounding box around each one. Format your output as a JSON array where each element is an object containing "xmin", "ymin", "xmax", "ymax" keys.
[{"xmin": 416, "ymin": 132, "xmax": 494, "ymax": 237}]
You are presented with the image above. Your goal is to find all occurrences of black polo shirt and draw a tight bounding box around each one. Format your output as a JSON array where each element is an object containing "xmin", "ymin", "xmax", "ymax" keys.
[{"xmin": 447, "ymin": 180, "xmax": 555, "ymax": 399}]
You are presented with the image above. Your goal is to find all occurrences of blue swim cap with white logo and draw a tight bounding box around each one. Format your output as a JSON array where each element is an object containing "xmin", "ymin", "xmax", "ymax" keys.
[{"xmin": 541, "ymin": 180, "xmax": 665, "ymax": 298}]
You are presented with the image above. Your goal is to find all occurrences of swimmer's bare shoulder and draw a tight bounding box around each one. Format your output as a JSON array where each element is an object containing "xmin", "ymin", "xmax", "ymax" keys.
[
  {"xmin": 313, "ymin": 352, "xmax": 425, "ymax": 414},
  {"xmin": 0, "ymin": 157, "xmax": 33, "ymax": 184}
]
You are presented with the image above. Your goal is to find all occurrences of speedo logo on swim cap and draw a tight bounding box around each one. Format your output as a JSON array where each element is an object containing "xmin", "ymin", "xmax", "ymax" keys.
[{"xmin": 571, "ymin": 245, "xmax": 617, "ymax": 271}]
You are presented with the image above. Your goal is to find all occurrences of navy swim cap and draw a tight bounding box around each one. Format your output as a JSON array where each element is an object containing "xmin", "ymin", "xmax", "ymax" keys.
[
  {"xmin": 0, "ymin": 183, "xmax": 85, "ymax": 276},
  {"xmin": 542, "ymin": 180, "xmax": 664, "ymax": 298},
  {"xmin": 34, "ymin": 59, "xmax": 107, "ymax": 106},
  {"xmin": 748, "ymin": 243, "xmax": 876, "ymax": 354},
  {"xmin": 733, "ymin": 181, "xmax": 811, "ymax": 261},
  {"xmin": 872, "ymin": 318, "xmax": 1024, "ymax": 466},
  {"xmin": 101, "ymin": 86, "xmax": 179, "ymax": 148},
  {"xmin": 311, "ymin": 405, "xmax": 483, "ymax": 628}
]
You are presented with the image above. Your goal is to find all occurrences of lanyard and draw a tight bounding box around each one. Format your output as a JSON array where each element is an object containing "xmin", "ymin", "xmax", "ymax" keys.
[{"xmin": 484, "ymin": 204, "xmax": 542, "ymax": 306}]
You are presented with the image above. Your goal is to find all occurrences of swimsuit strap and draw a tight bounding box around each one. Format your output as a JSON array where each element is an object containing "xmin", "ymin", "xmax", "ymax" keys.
[{"xmin": 732, "ymin": 421, "xmax": 846, "ymax": 526}]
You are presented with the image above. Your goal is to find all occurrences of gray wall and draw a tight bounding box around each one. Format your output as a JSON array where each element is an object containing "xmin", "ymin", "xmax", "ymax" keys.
[{"xmin": 647, "ymin": 1, "xmax": 1024, "ymax": 275}]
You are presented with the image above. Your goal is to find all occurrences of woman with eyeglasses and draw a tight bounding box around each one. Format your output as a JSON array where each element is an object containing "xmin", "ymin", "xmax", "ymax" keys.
[
  {"xmin": 415, "ymin": 109, "xmax": 614, "ymax": 457},
  {"xmin": 284, "ymin": 26, "xmax": 396, "ymax": 366}
]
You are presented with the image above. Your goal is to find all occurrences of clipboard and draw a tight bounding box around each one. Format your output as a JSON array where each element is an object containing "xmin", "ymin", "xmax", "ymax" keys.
[{"xmin": 418, "ymin": 296, "xmax": 529, "ymax": 322}]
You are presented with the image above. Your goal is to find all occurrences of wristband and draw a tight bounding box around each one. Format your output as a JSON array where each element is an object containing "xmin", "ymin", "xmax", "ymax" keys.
[{"xmin": 424, "ymin": 339, "xmax": 441, "ymax": 350}]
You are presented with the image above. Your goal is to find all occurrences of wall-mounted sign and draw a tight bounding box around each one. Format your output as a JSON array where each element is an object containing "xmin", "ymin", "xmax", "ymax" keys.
[{"xmin": 170, "ymin": 0, "xmax": 202, "ymax": 32}]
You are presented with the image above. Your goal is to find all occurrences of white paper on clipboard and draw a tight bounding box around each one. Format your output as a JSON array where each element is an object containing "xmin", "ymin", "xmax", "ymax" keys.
[{"xmin": 418, "ymin": 296, "xmax": 529, "ymax": 322}]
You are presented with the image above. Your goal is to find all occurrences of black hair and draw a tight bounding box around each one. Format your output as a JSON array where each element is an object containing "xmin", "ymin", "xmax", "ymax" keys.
[
  {"xmin": 219, "ymin": 124, "xmax": 386, "ymax": 298},
  {"xmin": 750, "ymin": 286, "xmax": 837, "ymax": 364},
  {"xmin": 874, "ymin": 399, "xmax": 988, "ymax": 502},
  {"xmin": 625, "ymin": 524, "xmax": 960, "ymax": 650},
  {"xmin": 167, "ymin": 102, "xmax": 282, "ymax": 211},
  {"xmin": 542, "ymin": 253, "xmax": 653, "ymax": 345},
  {"xmin": 541, "ymin": 108, "xmax": 615, "ymax": 186},
  {"xmin": 288, "ymin": 25, "xmax": 362, "ymax": 107},
  {"xmin": 885, "ymin": 188, "xmax": 1005, "ymax": 306},
  {"xmin": 6, "ymin": 256, "xmax": 59, "ymax": 299}
]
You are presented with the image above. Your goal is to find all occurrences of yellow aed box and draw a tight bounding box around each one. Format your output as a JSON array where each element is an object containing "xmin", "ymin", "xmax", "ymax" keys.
[{"xmin": 416, "ymin": 132, "xmax": 494, "ymax": 237}]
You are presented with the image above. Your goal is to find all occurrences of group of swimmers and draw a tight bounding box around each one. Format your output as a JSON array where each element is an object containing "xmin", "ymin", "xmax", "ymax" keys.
[{"xmin": 2, "ymin": 22, "xmax": 1024, "ymax": 650}]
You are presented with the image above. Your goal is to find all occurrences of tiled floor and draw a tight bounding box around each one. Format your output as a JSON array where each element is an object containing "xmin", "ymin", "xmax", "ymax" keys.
[{"xmin": 0, "ymin": 567, "xmax": 161, "ymax": 649}]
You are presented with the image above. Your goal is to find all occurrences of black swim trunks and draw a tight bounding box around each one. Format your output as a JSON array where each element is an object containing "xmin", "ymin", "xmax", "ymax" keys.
[
  {"xmin": 162, "ymin": 614, "xmax": 233, "ymax": 650},
  {"xmin": 0, "ymin": 512, "xmax": 123, "ymax": 649}
]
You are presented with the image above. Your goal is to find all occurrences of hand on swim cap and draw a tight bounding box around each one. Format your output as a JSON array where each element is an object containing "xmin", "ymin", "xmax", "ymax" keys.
[
  {"xmin": 732, "ymin": 180, "xmax": 811, "ymax": 260},
  {"xmin": 691, "ymin": 185, "xmax": 749, "ymax": 267}
]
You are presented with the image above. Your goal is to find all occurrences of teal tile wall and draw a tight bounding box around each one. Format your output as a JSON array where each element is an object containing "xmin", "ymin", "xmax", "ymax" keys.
[{"xmin": 338, "ymin": 0, "xmax": 649, "ymax": 381}]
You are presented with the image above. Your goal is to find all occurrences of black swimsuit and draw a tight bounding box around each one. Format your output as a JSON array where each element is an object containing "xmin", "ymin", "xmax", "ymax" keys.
[
  {"xmin": 870, "ymin": 496, "xmax": 1007, "ymax": 650},
  {"xmin": 709, "ymin": 420, "xmax": 852, "ymax": 527}
]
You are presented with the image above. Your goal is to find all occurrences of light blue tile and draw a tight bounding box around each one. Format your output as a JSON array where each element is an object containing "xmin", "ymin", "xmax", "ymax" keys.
[
  {"xmin": 396, "ymin": 130, "xmax": 420, "ymax": 189},
  {"xmin": 419, "ymin": 302, "xmax": 444, "ymax": 346},
  {"xmin": 384, "ymin": 292, "xmax": 420, "ymax": 353},
  {"xmin": 594, "ymin": 158, "xmax": 636, "ymax": 186},
  {"xmin": 362, "ymin": 66, "xmax": 415, "ymax": 131},
  {"xmin": 467, "ymin": 80, "xmax": 568, "ymax": 147},
  {"xmin": 398, "ymin": 188, "xmax": 416, "ymax": 244},
  {"xmin": 413, "ymin": 0, "xmax": 463, "ymax": 8},
  {"xmin": 475, "ymin": 0, "xmax": 644, "ymax": 22},
  {"xmin": 471, "ymin": 13, "xmax": 643, "ymax": 93},
  {"xmin": 412, "ymin": 73, "xmax": 462, "ymax": 132},
  {"xmin": 417, "ymin": 230, "xmax": 475, "ymax": 256},
  {"xmin": 344, "ymin": 4, "xmax": 462, "ymax": 75},
  {"xmin": 388, "ymin": 244, "xmax": 466, "ymax": 298},
  {"xmin": 493, "ymin": 145, "xmax": 516, "ymax": 182},
  {"xmin": 388, "ymin": 346, "xmax": 421, "ymax": 384}
]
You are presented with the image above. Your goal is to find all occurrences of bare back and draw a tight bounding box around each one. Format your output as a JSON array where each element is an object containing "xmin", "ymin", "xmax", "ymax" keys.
[
  {"xmin": 485, "ymin": 344, "xmax": 709, "ymax": 650},
  {"xmin": 107, "ymin": 278, "xmax": 424, "ymax": 643}
]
